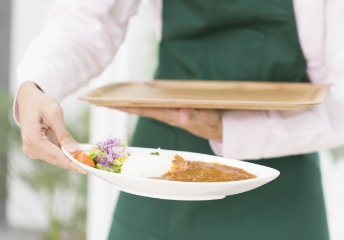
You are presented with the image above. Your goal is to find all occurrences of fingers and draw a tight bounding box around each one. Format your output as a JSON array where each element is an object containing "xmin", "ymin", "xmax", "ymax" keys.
[
  {"xmin": 46, "ymin": 129, "xmax": 59, "ymax": 146},
  {"xmin": 114, "ymin": 107, "xmax": 222, "ymax": 140},
  {"xmin": 114, "ymin": 107, "xmax": 159, "ymax": 118},
  {"xmin": 114, "ymin": 107, "xmax": 180, "ymax": 125},
  {"xmin": 177, "ymin": 108, "xmax": 191, "ymax": 125},
  {"xmin": 115, "ymin": 107, "xmax": 194, "ymax": 127},
  {"xmin": 44, "ymin": 129, "xmax": 87, "ymax": 173},
  {"xmin": 40, "ymin": 141, "xmax": 86, "ymax": 173},
  {"xmin": 40, "ymin": 108, "xmax": 84, "ymax": 172},
  {"xmin": 17, "ymin": 83, "xmax": 85, "ymax": 173},
  {"xmin": 21, "ymin": 123, "xmax": 87, "ymax": 174},
  {"xmin": 41, "ymin": 105, "xmax": 79, "ymax": 154}
]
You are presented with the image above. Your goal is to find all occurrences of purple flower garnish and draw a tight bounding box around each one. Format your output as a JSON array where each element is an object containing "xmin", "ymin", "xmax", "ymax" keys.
[{"xmin": 95, "ymin": 137, "xmax": 128, "ymax": 167}]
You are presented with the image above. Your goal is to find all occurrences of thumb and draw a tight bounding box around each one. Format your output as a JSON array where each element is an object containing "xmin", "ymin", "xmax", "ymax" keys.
[
  {"xmin": 43, "ymin": 110, "xmax": 79, "ymax": 153},
  {"xmin": 55, "ymin": 124, "xmax": 79, "ymax": 153}
]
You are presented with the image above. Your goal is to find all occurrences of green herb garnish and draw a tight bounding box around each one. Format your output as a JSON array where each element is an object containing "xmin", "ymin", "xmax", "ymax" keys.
[{"xmin": 150, "ymin": 151, "xmax": 160, "ymax": 156}]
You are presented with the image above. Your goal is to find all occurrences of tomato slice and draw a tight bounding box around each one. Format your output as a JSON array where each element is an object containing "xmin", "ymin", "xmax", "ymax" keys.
[{"xmin": 73, "ymin": 150, "xmax": 95, "ymax": 168}]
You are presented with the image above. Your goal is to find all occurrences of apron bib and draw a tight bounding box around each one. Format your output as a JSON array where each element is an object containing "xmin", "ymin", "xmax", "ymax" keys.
[{"xmin": 108, "ymin": 0, "xmax": 329, "ymax": 239}]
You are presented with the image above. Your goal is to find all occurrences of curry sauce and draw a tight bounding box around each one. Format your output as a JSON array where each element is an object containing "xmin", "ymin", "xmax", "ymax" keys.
[{"xmin": 155, "ymin": 155, "xmax": 257, "ymax": 182}]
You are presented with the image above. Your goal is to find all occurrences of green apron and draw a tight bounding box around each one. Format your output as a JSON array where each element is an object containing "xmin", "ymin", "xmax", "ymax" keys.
[{"xmin": 108, "ymin": 0, "xmax": 329, "ymax": 239}]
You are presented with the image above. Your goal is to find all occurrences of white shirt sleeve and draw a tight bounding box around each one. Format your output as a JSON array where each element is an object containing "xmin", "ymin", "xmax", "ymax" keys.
[
  {"xmin": 210, "ymin": 0, "xmax": 344, "ymax": 160},
  {"xmin": 13, "ymin": 0, "xmax": 140, "ymax": 124}
]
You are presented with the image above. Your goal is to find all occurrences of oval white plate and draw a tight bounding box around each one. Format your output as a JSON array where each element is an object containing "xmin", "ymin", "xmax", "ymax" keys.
[{"xmin": 62, "ymin": 144, "xmax": 280, "ymax": 201}]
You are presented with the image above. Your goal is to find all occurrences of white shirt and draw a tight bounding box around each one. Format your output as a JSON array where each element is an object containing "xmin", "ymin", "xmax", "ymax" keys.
[{"xmin": 13, "ymin": 0, "xmax": 344, "ymax": 160}]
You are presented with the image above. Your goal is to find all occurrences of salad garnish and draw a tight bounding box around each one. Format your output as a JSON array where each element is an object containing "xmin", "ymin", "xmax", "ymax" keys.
[
  {"xmin": 150, "ymin": 148, "xmax": 161, "ymax": 156},
  {"xmin": 84, "ymin": 137, "xmax": 128, "ymax": 173}
]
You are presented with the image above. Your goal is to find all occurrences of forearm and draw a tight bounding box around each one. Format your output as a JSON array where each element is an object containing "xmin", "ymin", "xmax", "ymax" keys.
[
  {"xmin": 16, "ymin": 0, "xmax": 140, "ymax": 102},
  {"xmin": 210, "ymin": 89, "xmax": 344, "ymax": 160},
  {"xmin": 14, "ymin": 0, "xmax": 140, "ymax": 125}
]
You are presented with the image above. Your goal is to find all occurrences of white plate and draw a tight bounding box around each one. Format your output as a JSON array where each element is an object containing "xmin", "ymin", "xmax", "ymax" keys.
[{"xmin": 62, "ymin": 144, "xmax": 280, "ymax": 201}]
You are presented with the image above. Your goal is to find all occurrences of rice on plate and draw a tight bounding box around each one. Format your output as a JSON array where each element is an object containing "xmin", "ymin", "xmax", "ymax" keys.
[{"xmin": 121, "ymin": 149, "xmax": 175, "ymax": 178}]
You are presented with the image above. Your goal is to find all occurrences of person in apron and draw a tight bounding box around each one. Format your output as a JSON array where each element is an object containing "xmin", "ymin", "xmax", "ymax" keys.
[
  {"xmin": 16, "ymin": 0, "xmax": 344, "ymax": 239},
  {"xmin": 108, "ymin": 0, "xmax": 329, "ymax": 239}
]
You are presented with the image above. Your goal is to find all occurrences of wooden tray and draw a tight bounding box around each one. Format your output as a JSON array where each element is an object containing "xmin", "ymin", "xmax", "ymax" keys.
[{"xmin": 79, "ymin": 81, "xmax": 328, "ymax": 110}]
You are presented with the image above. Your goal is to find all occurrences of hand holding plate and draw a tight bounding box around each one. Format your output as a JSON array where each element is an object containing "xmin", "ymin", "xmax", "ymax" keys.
[{"xmin": 17, "ymin": 81, "xmax": 86, "ymax": 174}]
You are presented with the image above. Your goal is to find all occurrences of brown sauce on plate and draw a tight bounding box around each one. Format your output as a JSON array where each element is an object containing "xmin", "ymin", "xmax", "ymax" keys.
[{"xmin": 155, "ymin": 155, "xmax": 257, "ymax": 182}]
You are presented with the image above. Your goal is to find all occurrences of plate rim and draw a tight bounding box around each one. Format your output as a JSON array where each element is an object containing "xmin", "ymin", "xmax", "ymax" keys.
[{"xmin": 62, "ymin": 144, "xmax": 280, "ymax": 186}]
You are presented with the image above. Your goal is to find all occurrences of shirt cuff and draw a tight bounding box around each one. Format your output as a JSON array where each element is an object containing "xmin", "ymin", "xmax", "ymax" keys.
[
  {"xmin": 18, "ymin": 65, "xmax": 65, "ymax": 102},
  {"xmin": 209, "ymin": 139, "xmax": 223, "ymax": 156},
  {"xmin": 209, "ymin": 110, "xmax": 268, "ymax": 160},
  {"xmin": 13, "ymin": 92, "xmax": 21, "ymax": 126}
]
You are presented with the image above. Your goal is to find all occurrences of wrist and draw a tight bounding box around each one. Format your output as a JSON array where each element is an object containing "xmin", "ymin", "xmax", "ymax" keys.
[
  {"xmin": 214, "ymin": 123, "xmax": 222, "ymax": 141},
  {"xmin": 213, "ymin": 112, "xmax": 223, "ymax": 141},
  {"xmin": 17, "ymin": 81, "xmax": 43, "ymax": 102},
  {"xmin": 21, "ymin": 81, "xmax": 42, "ymax": 91}
]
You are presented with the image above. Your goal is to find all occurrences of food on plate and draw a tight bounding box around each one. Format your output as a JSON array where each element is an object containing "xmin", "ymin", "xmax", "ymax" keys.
[
  {"xmin": 73, "ymin": 150, "xmax": 95, "ymax": 167},
  {"xmin": 156, "ymin": 156, "xmax": 257, "ymax": 182},
  {"xmin": 121, "ymin": 148, "xmax": 176, "ymax": 178},
  {"xmin": 121, "ymin": 149, "xmax": 256, "ymax": 182},
  {"xmin": 74, "ymin": 137, "xmax": 256, "ymax": 182},
  {"xmin": 74, "ymin": 137, "xmax": 128, "ymax": 173}
]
